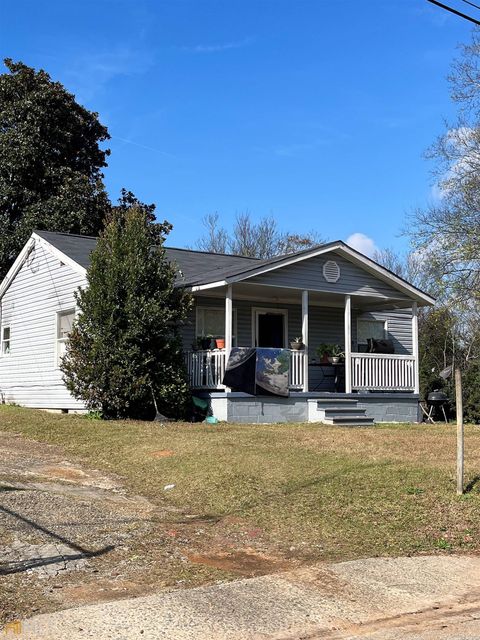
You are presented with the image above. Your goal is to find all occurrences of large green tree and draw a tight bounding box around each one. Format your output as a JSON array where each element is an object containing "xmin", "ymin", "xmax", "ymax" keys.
[
  {"xmin": 61, "ymin": 197, "xmax": 192, "ymax": 419},
  {"xmin": 0, "ymin": 59, "xmax": 110, "ymax": 279}
]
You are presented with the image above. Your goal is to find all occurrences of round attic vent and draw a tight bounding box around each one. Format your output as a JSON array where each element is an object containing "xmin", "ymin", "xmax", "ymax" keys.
[{"xmin": 323, "ymin": 260, "xmax": 340, "ymax": 283}]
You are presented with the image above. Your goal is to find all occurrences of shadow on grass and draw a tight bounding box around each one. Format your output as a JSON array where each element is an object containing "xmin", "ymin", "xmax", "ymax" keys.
[
  {"xmin": 0, "ymin": 504, "xmax": 114, "ymax": 576},
  {"xmin": 0, "ymin": 485, "xmax": 26, "ymax": 492},
  {"xmin": 465, "ymin": 475, "xmax": 480, "ymax": 494}
]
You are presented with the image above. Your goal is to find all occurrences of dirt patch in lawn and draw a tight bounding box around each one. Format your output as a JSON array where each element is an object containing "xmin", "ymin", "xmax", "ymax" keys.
[
  {"xmin": 150, "ymin": 449, "xmax": 175, "ymax": 458},
  {"xmin": 36, "ymin": 465, "xmax": 89, "ymax": 482},
  {"xmin": 187, "ymin": 549, "xmax": 292, "ymax": 577}
]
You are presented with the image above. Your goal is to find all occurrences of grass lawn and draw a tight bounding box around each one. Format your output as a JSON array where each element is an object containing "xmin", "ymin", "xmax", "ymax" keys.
[{"xmin": 1, "ymin": 405, "xmax": 480, "ymax": 561}]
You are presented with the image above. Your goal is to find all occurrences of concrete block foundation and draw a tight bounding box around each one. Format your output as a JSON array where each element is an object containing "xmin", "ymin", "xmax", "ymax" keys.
[{"xmin": 195, "ymin": 391, "xmax": 420, "ymax": 425}]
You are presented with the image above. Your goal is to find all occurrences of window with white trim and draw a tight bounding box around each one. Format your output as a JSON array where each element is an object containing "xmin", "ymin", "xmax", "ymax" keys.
[
  {"xmin": 56, "ymin": 309, "xmax": 75, "ymax": 365},
  {"xmin": 195, "ymin": 307, "xmax": 237, "ymax": 345},
  {"xmin": 357, "ymin": 318, "xmax": 387, "ymax": 349},
  {"xmin": 1, "ymin": 326, "xmax": 11, "ymax": 355}
]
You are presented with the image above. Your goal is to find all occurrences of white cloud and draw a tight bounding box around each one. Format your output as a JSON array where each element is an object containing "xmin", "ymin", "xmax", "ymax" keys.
[
  {"xmin": 345, "ymin": 233, "xmax": 379, "ymax": 258},
  {"xmin": 65, "ymin": 47, "xmax": 153, "ymax": 103},
  {"xmin": 182, "ymin": 37, "xmax": 253, "ymax": 54},
  {"xmin": 430, "ymin": 182, "xmax": 445, "ymax": 202}
]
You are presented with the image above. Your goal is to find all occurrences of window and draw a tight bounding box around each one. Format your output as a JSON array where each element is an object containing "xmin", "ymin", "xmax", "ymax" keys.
[
  {"xmin": 1, "ymin": 326, "xmax": 10, "ymax": 355},
  {"xmin": 56, "ymin": 309, "xmax": 75, "ymax": 365},
  {"xmin": 196, "ymin": 307, "xmax": 237, "ymax": 344},
  {"xmin": 357, "ymin": 319, "xmax": 386, "ymax": 349}
]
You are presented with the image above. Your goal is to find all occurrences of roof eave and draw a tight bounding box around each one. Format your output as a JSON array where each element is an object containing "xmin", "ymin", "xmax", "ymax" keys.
[
  {"xmin": 32, "ymin": 233, "xmax": 88, "ymax": 277},
  {"xmin": 0, "ymin": 236, "xmax": 36, "ymax": 300},
  {"xmin": 187, "ymin": 242, "xmax": 435, "ymax": 306},
  {"xmin": 0, "ymin": 233, "xmax": 87, "ymax": 300}
]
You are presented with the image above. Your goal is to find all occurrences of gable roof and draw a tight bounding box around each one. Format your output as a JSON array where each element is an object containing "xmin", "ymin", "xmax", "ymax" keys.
[
  {"xmin": 0, "ymin": 230, "xmax": 435, "ymax": 306},
  {"xmin": 34, "ymin": 230, "xmax": 260, "ymax": 283},
  {"xmin": 186, "ymin": 240, "xmax": 436, "ymax": 305}
]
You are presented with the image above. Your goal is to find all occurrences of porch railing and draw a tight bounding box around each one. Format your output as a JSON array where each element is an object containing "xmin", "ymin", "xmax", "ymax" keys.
[
  {"xmin": 185, "ymin": 349, "xmax": 417, "ymax": 392},
  {"xmin": 185, "ymin": 349, "xmax": 227, "ymax": 389},
  {"xmin": 351, "ymin": 353, "xmax": 416, "ymax": 391},
  {"xmin": 289, "ymin": 350, "xmax": 305, "ymax": 389},
  {"xmin": 185, "ymin": 349, "xmax": 306, "ymax": 390}
]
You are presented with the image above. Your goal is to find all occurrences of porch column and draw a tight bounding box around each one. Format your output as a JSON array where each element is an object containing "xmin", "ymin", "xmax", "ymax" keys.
[
  {"xmin": 344, "ymin": 295, "xmax": 352, "ymax": 393},
  {"xmin": 302, "ymin": 290, "xmax": 309, "ymax": 392},
  {"xmin": 412, "ymin": 301, "xmax": 420, "ymax": 394},
  {"xmin": 225, "ymin": 284, "xmax": 233, "ymax": 360},
  {"xmin": 223, "ymin": 285, "xmax": 233, "ymax": 392},
  {"xmin": 225, "ymin": 285, "xmax": 233, "ymax": 393}
]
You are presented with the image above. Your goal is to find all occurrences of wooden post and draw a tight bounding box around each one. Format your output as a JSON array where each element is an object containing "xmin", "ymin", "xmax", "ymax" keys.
[
  {"xmin": 456, "ymin": 368, "xmax": 464, "ymax": 495},
  {"xmin": 344, "ymin": 295, "xmax": 352, "ymax": 393},
  {"xmin": 412, "ymin": 301, "xmax": 420, "ymax": 394},
  {"xmin": 302, "ymin": 290, "xmax": 309, "ymax": 392},
  {"xmin": 224, "ymin": 284, "xmax": 233, "ymax": 392}
]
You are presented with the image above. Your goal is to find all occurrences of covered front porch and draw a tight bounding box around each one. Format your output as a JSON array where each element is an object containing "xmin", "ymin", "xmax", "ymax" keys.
[
  {"xmin": 185, "ymin": 348, "xmax": 417, "ymax": 393},
  {"xmin": 183, "ymin": 281, "xmax": 420, "ymax": 395}
]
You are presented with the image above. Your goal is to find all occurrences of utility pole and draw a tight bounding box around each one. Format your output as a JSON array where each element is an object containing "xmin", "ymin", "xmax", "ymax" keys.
[{"xmin": 455, "ymin": 368, "xmax": 464, "ymax": 495}]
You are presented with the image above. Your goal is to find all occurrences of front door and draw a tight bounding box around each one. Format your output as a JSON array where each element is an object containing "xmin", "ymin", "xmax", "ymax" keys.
[{"xmin": 255, "ymin": 310, "xmax": 287, "ymax": 348}]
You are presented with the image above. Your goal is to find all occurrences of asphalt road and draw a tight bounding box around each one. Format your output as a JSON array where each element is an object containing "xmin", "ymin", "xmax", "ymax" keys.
[{"xmin": 14, "ymin": 555, "xmax": 480, "ymax": 640}]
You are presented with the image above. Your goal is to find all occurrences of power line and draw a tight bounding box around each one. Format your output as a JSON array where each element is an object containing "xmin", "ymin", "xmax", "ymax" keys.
[
  {"xmin": 460, "ymin": 0, "xmax": 480, "ymax": 12},
  {"xmin": 426, "ymin": 0, "xmax": 480, "ymax": 25}
]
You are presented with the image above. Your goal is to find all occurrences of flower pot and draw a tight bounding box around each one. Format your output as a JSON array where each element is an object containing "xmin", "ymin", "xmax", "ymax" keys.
[
  {"xmin": 331, "ymin": 356, "xmax": 340, "ymax": 364},
  {"xmin": 290, "ymin": 341, "xmax": 303, "ymax": 350},
  {"xmin": 215, "ymin": 338, "xmax": 225, "ymax": 349},
  {"xmin": 321, "ymin": 354, "xmax": 330, "ymax": 363},
  {"xmin": 201, "ymin": 337, "xmax": 213, "ymax": 350}
]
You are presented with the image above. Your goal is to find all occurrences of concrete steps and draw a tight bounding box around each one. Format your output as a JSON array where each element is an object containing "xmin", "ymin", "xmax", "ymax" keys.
[{"xmin": 308, "ymin": 397, "xmax": 375, "ymax": 426}]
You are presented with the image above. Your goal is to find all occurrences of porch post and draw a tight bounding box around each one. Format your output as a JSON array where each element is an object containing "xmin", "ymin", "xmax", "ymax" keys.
[
  {"xmin": 344, "ymin": 295, "xmax": 352, "ymax": 393},
  {"xmin": 224, "ymin": 284, "xmax": 233, "ymax": 391},
  {"xmin": 412, "ymin": 301, "xmax": 420, "ymax": 394},
  {"xmin": 302, "ymin": 290, "xmax": 309, "ymax": 392}
]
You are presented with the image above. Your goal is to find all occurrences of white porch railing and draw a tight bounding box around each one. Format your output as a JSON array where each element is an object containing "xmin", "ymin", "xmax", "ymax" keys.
[
  {"xmin": 351, "ymin": 353, "xmax": 416, "ymax": 391},
  {"xmin": 289, "ymin": 350, "xmax": 305, "ymax": 389},
  {"xmin": 185, "ymin": 349, "xmax": 306, "ymax": 390},
  {"xmin": 185, "ymin": 350, "xmax": 227, "ymax": 389},
  {"xmin": 185, "ymin": 350, "xmax": 417, "ymax": 392}
]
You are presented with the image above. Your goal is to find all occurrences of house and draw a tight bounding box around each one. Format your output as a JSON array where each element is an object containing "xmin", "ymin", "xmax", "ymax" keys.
[{"xmin": 0, "ymin": 230, "xmax": 434, "ymax": 424}]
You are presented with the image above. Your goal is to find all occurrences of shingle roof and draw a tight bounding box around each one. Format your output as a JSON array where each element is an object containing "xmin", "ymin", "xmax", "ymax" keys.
[
  {"xmin": 36, "ymin": 230, "xmax": 98, "ymax": 270},
  {"xmin": 33, "ymin": 230, "xmax": 435, "ymax": 304},
  {"xmin": 34, "ymin": 230, "xmax": 261, "ymax": 283}
]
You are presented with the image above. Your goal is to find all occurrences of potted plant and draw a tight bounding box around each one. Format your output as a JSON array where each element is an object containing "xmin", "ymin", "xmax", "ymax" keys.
[
  {"xmin": 290, "ymin": 337, "xmax": 304, "ymax": 350},
  {"xmin": 329, "ymin": 344, "xmax": 344, "ymax": 364},
  {"xmin": 215, "ymin": 337, "xmax": 225, "ymax": 349},
  {"xmin": 200, "ymin": 335, "xmax": 214, "ymax": 350},
  {"xmin": 317, "ymin": 343, "xmax": 332, "ymax": 364}
]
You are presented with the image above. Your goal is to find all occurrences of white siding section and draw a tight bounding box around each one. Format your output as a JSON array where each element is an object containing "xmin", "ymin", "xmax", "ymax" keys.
[{"xmin": 0, "ymin": 241, "xmax": 87, "ymax": 409}]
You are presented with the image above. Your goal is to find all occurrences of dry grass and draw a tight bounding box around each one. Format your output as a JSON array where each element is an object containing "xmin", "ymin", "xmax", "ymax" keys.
[{"xmin": 1, "ymin": 405, "xmax": 480, "ymax": 561}]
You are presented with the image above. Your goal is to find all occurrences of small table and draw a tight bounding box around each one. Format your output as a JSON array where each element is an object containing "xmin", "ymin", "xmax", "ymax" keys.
[{"xmin": 308, "ymin": 362, "xmax": 345, "ymax": 392}]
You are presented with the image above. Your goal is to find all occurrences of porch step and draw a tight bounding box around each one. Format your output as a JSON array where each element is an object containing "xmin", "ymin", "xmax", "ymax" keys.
[
  {"xmin": 315, "ymin": 398, "xmax": 358, "ymax": 406},
  {"xmin": 312, "ymin": 398, "xmax": 375, "ymax": 426},
  {"xmin": 323, "ymin": 406, "xmax": 367, "ymax": 416},
  {"xmin": 322, "ymin": 415, "xmax": 375, "ymax": 426}
]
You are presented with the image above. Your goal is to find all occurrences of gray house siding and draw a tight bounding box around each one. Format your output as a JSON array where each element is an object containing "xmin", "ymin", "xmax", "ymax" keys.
[
  {"xmin": 0, "ymin": 242, "xmax": 86, "ymax": 410},
  {"xmin": 357, "ymin": 308, "xmax": 413, "ymax": 355},
  {"xmin": 183, "ymin": 297, "xmax": 413, "ymax": 356},
  {"xmin": 247, "ymin": 252, "xmax": 410, "ymax": 300}
]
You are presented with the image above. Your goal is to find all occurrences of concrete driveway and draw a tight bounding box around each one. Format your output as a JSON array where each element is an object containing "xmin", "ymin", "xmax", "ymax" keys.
[{"xmin": 14, "ymin": 555, "xmax": 480, "ymax": 639}]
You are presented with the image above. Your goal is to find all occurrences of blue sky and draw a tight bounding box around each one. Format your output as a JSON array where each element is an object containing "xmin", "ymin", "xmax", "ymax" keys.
[{"xmin": 0, "ymin": 0, "xmax": 473, "ymax": 255}]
